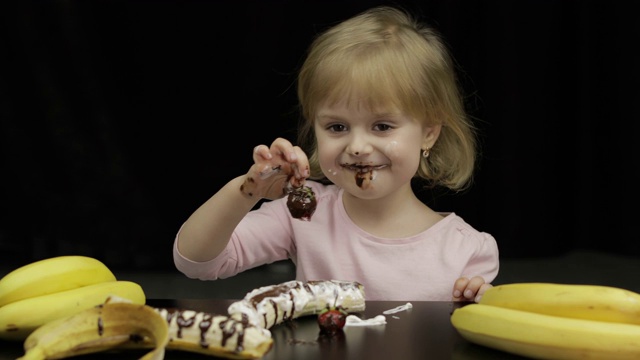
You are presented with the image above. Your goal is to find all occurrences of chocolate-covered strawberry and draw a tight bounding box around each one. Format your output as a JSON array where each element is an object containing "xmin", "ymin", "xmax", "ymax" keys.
[
  {"xmin": 287, "ymin": 185, "xmax": 317, "ymax": 221},
  {"xmin": 317, "ymin": 307, "xmax": 347, "ymax": 333}
]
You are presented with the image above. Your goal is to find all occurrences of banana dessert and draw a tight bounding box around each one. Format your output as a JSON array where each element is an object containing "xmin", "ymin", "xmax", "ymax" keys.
[
  {"xmin": 154, "ymin": 307, "xmax": 273, "ymax": 359},
  {"xmin": 228, "ymin": 279, "xmax": 366, "ymax": 329}
]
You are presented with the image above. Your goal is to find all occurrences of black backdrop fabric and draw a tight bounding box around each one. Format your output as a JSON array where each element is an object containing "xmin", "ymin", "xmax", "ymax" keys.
[{"xmin": 1, "ymin": 0, "xmax": 639, "ymax": 270}]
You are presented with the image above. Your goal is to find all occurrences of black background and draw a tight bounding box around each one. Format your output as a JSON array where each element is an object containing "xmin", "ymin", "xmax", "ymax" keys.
[{"xmin": 1, "ymin": 0, "xmax": 639, "ymax": 271}]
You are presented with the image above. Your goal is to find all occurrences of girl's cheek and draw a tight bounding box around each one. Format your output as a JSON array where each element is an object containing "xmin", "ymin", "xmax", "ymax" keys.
[
  {"xmin": 318, "ymin": 149, "xmax": 339, "ymax": 178},
  {"xmin": 384, "ymin": 141, "xmax": 399, "ymax": 159}
]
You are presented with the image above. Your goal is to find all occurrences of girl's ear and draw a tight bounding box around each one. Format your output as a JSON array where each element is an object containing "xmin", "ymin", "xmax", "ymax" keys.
[{"xmin": 422, "ymin": 124, "xmax": 442, "ymax": 150}]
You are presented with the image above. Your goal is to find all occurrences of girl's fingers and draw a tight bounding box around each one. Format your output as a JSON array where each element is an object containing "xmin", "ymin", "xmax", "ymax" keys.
[
  {"xmin": 463, "ymin": 276, "xmax": 488, "ymax": 301},
  {"xmin": 291, "ymin": 146, "xmax": 310, "ymax": 178},
  {"xmin": 467, "ymin": 276, "xmax": 486, "ymax": 293},
  {"xmin": 270, "ymin": 137, "xmax": 298, "ymax": 162},
  {"xmin": 246, "ymin": 138, "xmax": 311, "ymax": 198},
  {"xmin": 252, "ymin": 144, "xmax": 272, "ymax": 161},
  {"xmin": 452, "ymin": 277, "xmax": 470, "ymax": 300}
]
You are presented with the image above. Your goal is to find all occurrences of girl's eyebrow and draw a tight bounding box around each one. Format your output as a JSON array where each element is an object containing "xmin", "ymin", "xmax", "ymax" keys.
[
  {"xmin": 316, "ymin": 113, "xmax": 343, "ymax": 121},
  {"xmin": 374, "ymin": 112, "xmax": 400, "ymax": 119},
  {"xmin": 317, "ymin": 111, "xmax": 400, "ymax": 120}
]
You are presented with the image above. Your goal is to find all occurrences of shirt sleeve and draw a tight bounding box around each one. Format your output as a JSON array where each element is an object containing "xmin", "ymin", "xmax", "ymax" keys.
[
  {"xmin": 173, "ymin": 198, "xmax": 295, "ymax": 280},
  {"xmin": 461, "ymin": 231, "xmax": 500, "ymax": 283}
]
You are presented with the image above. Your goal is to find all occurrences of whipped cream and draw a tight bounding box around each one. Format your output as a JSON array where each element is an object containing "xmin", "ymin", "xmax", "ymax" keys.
[
  {"xmin": 343, "ymin": 302, "xmax": 413, "ymax": 327},
  {"xmin": 345, "ymin": 314, "xmax": 387, "ymax": 327},
  {"xmin": 382, "ymin": 302, "xmax": 413, "ymax": 315}
]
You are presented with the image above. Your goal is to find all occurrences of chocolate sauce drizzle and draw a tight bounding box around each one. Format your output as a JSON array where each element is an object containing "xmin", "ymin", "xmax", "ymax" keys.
[
  {"xmin": 243, "ymin": 280, "xmax": 363, "ymax": 328},
  {"xmin": 176, "ymin": 310, "xmax": 196, "ymax": 338},
  {"xmin": 157, "ymin": 307, "xmax": 253, "ymax": 353},
  {"xmin": 199, "ymin": 313, "xmax": 213, "ymax": 348}
]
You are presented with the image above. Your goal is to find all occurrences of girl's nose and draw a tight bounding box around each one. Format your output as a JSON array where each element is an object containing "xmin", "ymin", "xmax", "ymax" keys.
[{"xmin": 346, "ymin": 134, "xmax": 374, "ymax": 156}]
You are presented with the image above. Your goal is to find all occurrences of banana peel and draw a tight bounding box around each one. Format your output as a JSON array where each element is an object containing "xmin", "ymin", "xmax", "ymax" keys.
[
  {"xmin": 18, "ymin": 296, "xmax": 168, "ymax": 360},
  {"xmin": 0, "ymin": 280, "xmax": 146, "ymax": 341}
]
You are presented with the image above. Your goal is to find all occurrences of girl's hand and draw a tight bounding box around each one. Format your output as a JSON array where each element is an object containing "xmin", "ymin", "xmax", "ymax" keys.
[
  {"xmin": 240, "ymin": 138, "xmax": 310, "ymax": 200},
  {"xmin": 452, "ymin": 276, "xmax": 492, "ymax": 303}
]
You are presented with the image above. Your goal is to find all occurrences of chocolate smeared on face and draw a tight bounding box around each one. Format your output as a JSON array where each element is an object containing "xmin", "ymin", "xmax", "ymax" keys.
[
  {"xmin": 355, "ymin": 171, "xmax": 374, "ymax": 189},
  {"xmin": 341, "ymin": 164, "xmax": 385, "ymax": 190},
  {"xmin": 287, "ymin": 186, "xmax": 317, "ymax": 221}
]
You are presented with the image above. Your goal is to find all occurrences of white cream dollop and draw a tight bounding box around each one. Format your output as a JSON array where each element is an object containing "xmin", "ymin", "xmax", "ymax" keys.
[{"xmin": 345, "ymin": 314, "xmax": 387, "ymax": 327}]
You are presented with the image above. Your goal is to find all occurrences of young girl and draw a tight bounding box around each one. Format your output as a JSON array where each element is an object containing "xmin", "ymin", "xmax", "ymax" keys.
[{"xmin": 174, "ymin": 6, "xmax": 499, "ymax": 302}]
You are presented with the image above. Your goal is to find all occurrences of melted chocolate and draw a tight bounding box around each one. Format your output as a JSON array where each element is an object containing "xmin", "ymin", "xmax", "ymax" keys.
[
  {"xmin": 249, "ymin": 282, "xmax": 302, "ymax": 307},
  {"xmin": 199, "ymin": 313, "xmax": 213, "ymax": 348},
  {"xmin": 176, "ymin": 311, "xmax": 196, "ymax": 338},
  {"xmin": 355, "ymin": 171, "xmax": 373, "ymax": 188}
]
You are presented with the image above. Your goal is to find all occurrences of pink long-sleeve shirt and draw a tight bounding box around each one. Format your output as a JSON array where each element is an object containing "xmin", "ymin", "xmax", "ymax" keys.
[{"xmin": 173, "ymin": 180, "xmax": 499, "ymax": 301}]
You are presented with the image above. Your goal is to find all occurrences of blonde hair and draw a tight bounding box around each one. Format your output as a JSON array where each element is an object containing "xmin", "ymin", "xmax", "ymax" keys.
[{"xmin": 297, "ymin": 6, "xmax": 477, "ymax": 191}]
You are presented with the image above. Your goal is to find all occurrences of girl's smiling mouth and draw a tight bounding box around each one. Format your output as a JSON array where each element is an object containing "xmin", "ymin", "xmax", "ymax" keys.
[{"xmin": 340, "ymin": 164, "xmax": 387, "ymax": 173}]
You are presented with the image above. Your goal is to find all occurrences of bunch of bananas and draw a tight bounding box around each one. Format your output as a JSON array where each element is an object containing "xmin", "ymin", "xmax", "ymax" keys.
[
  {"xmin": 0, "ymin": 255, "xmax": 146, "ymax": 341},
  {"xmin": 451, "ymin": 282, "xmax": 640, "ymax": 359}
]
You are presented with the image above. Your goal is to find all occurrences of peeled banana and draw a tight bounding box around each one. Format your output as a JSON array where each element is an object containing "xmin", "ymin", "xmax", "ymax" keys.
[
  {"xmin": 451, "ymin": 303, "xmax": 640, "ymax": 360},
  {"xmin": 228, "ymin": 279, "xmax": 366, "ymax": 328},
  {"xmin": 0, "ymin": 280, "xmax": 145, "ymax": 341},
  {"xmin": 152, "ymin": 307, "xmax": 273, "ymax": 359},
  {"xmin": 18, "ymin": 296, "xmax": 168, "ymax": 360},
  {"xmin": 0, "ymin": 255, "xmax": 117, "ymax": 307},
  {"xmin": 479, "ymin": 282, "xmax": 640, "ymax": 324}
]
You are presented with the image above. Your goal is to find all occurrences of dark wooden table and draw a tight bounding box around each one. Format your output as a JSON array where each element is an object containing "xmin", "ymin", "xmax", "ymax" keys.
[{"xmin": 1, "ymin": 300, "xmax": 526, "ymax": 359}]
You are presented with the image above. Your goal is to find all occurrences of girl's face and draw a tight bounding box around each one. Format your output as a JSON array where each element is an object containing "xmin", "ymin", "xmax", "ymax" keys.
[{"xmin": 314, "ymin": 100, "xmax": 440, "ymax": 200}]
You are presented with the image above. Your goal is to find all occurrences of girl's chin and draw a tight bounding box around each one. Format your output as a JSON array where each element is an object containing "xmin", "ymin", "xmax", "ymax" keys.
[{"xmin": 336, "ymin": 178, "xmax": 381, "ymax": 194}]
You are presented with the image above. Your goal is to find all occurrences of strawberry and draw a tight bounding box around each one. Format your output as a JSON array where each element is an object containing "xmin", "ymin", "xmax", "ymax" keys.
[
  {"xmin": 287, "ymin": 185, "xmax": 317, "ymax": 221},
  {"xmin": 317, "ymin": 307, "xmax": 347, "ymax": 333}
]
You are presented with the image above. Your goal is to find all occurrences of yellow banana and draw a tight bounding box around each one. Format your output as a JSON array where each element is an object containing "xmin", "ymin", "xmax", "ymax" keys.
[
  {"xmin": 0, "ymin": 255, "xmax": 116, "ymax": 307},
  {"xmin": 479, "ymin": 282, "xmax": 640, "ymax": 324},
  {"xmin": 18, "ymin": 297, "xmax": 168, "ymax": 360},
  {"xmin": 0, "ymin": 280, "xmax": 145, "ymax": 341},
  {"xmin": 451, "ymin": 303, "xmax": 640, "ymax": 360}
]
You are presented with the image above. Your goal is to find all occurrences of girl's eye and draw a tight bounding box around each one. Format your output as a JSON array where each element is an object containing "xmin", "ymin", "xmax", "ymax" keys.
[
  {"xmin": 374, "ymin": 123, "xmax": 393, "ymax": 131},
  {"xmin": 327, "ymin": 124, "xmax": 347, "ymax": 132}
]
